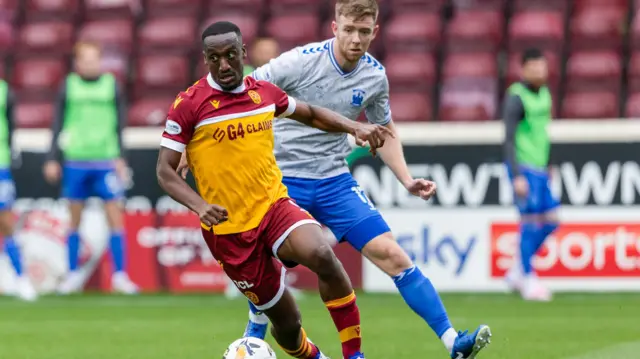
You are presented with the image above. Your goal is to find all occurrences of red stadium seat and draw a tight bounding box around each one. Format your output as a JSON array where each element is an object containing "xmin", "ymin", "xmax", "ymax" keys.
[
  {"xmin": 388, "ymin": 0, "xmax": 443, "ymax": 13},
  {"xmin": 18, "ymin": 22, "xmax": 74, "ymax": 55},
  {"xmin": 389, "ymin": 92, "xmax": 432, "ymax": 122},
  {"xmin": 625, "ymin": 92, "xmax": 640, "ymax": 117},
  {"xmin": 270, "ymin": 0, "xmax": 324, "ymax": 15},
  {"xmin": 101, "ymin": 51, "xmax": 130, "ymax": 84},
  {"xmin": 445, "ymin": 11, "xmax": 503, "ymax": 52},
  {"xmin": 0, "ymin": 21, "xmax": 14, "ymax": 55},
  {"xmin": 570, "ymin": 6, "xmax": 626, "ymax": 50},
  {"xmin": 0, "ymin": 0, "xmax": 18, "ymax": 22},
  {"xmin": 25, "ymin": 0, "xmax": 80, "ymax": 20},
  {"xmin": 629, "ymin": 10, "xmax": 640, "ymax": 50},
  {"xmin": 77, "ymin": 20, "xmax": 134, "ymax": 52},
  {"xmin": 384, "ymin": 12, "xmax": 441, "ymax": 53},
  {"xmin": 201, "ymin": 14, "xmax": 259, "ymax": 46},
  {"xmin": 565, "ymin": 51, "xmax": 622, "ymax": 93},
  {"xmin": 134, "ymin": 55, "xmax": 189, "ymax": 100},
  {"xmin": 128, "ymin": 97, "xmax": 173, "ymax": 126},
  {"xmin": 442, "ymin": 53, "xmax": 497, "ymax": 79},
  {"xmin": 138, "ymin": 17, "xmax": 197, "ymax": 53},
  {"xmin": 12, "ymin": 58, "xmax": 66, "ymax": 101},
  {"xmin": 145, "ymin": 0, "xmax": 203, "ymax": 18},
  {"xmin": 508, "ymin": 11, "xmax": 564, "ymax": 52},
  {"xmin": 266, "ymin": 14, "xmax": 320, "ymax": 49},
  {"xmin": 439, "ymin": 76, "xmax": 498, "ymax": 121},
  {"xmin": 561, "ymin": 91, "xmax": 619, "ymax": 119},
  {"xmin": 385, "ymin": 53, "xmax": 436, "ymax": 93},
  {"xmin": 15, "ymin": 101, "xmax": 54, "ymax": 128},
  {"xmin": 193, "ymin": 55, "xmax": 207, "ymax": 82},
  {"xmin": 206, "ymin": 0, "xmax": 265, "ymax": 15},
  {"xmin": 84, "ymin": 0, "xmax": 139, "ymax": 20}
]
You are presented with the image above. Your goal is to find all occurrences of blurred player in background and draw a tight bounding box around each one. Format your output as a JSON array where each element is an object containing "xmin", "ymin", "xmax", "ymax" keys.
[
  {"xmin": 502, "ymin": 48, "xmax": 558, "ymax": 302},
  {"xmin": 236, "ymin": 0, "xmax": 491, "ymax": 358},
  {"xmin": 159, "ymin": 22, "xmax": 394, "ymax": 359},
  {"xmin": 245, "ymin": 37, "xmax": 281, "ymax": 75},
  {"xmin": 0, "ymin": 80, "xmax": 37, "ymax": 301},
  {"xmin": 43, "ymin": 42, "xmax": 139, "ymax": 295}
]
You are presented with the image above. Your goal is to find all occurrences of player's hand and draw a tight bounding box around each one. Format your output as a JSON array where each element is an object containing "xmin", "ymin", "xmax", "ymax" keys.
[
  {"xmin": 514, "ymin": 175, "xmax": 529, "ymax": 197},
  {"xmin": 176, "ymin": 152, "xmax": 190, "ymax": 180},
  {"xmin": 405, "ymin": 178, "xmax": 437, "ymax": 200},
  {"xmin": 43, "ymin": 160, "xmax": 61, "ymax": 184},
  {"xmin": 353, "ymin": 123, "xmax": 395, "ymax": 157},
  {"xmin": 196, "ymin": 203, "xmax": 229, "ymax": 227},
  {"xmin": 114, "ymin": 158, "xmax": 132, "ymax": 188}
]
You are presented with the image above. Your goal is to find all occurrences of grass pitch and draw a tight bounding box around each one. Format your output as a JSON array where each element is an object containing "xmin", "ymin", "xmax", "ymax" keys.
[{"xmin": 0, "ymin": 292, "xmax": 638, "ymax": 359}]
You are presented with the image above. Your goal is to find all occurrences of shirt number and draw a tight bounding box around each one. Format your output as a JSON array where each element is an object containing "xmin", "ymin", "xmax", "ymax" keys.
[{"xmin": 351, "ymin": 186, "xmax": 376, "ymax": 210}]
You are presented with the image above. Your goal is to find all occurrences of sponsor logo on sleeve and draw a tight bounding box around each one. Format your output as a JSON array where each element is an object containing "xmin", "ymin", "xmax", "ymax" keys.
[{"xmin": 165, "ymin": 120, "xmax": 182, "ymax": 135}]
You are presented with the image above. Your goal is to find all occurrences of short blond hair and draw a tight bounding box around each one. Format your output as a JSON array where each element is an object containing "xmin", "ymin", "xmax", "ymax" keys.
[{"xmin": 335, "ymin": 0, "xmax": 379, "ymax": 21}]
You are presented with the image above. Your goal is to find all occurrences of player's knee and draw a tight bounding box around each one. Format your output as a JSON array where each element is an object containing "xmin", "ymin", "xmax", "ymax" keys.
[
  {"xmin": 363, "ymin": 234, "xmax": 413, "ymax": 277},
  {"xmin": 308, "ymin": 243, "xmax": 342, "ymax": 276}
]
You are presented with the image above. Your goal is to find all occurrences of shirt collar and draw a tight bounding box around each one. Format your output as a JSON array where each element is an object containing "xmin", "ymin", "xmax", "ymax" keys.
[
  {"xmin": 207, "ymin": 73, "xmax": 246, "ymax": 93},
  {"xmin": 328, "ymin": 38, "xmax": 362, "ymax": 77}
]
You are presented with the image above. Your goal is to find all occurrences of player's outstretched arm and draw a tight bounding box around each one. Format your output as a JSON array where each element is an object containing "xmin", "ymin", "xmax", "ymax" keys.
[
  {"xmin": 288, "ymin": 101, "xmax": 395, "ymax": 155},
  {"xmin": 156, "ymin": 147, "xmax": 228, "ymax": 226}
]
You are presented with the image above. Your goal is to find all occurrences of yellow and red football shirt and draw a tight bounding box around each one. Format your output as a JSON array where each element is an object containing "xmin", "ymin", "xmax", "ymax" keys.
[{"xmin": 161, "ymin": 74, "xmax": 297, "ymax": 234}]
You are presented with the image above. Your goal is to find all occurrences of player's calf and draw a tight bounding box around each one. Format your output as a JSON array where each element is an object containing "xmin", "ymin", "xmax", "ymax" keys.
[
  {"xmin": 262, "ymin": 290, "xmax": 325, "ymax": 359},
  {"xmin": 361, "ymin": 233, "xmax": 458, "ymax": 352},
  {"xmin": 277, "ymin": 225, "xmax": 363, "ymax": 359}
]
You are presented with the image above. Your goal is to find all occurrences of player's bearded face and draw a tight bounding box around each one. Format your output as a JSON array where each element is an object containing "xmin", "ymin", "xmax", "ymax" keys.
[
  {"xmin": 333, "ymin": 15, "xmax": 378, "ymax": 62},
  {"xmin": 203, "ymin": 33, "xmax": 247, "ymax": 91}
]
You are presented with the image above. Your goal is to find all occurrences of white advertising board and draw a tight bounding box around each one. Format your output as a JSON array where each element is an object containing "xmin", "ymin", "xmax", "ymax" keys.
[{"xmin": 364, "ymin": 207, "xmax": 640, "ymax": 292}]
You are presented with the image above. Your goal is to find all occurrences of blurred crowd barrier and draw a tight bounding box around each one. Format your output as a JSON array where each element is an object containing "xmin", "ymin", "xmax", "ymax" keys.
[{"xmin": 1, "ymin": 119, "xmax": 639, "ymax": 294}]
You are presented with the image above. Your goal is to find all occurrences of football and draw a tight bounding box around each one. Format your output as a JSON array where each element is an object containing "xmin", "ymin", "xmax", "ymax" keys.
[{"xmin": 223, "ymin": 337, "xmax": 277, "ymax": 359}]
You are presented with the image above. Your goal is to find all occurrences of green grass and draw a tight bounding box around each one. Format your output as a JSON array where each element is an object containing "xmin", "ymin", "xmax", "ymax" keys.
[{"xmin": 0, "ymin": 292, "xmax": 638, "ymax": 359}]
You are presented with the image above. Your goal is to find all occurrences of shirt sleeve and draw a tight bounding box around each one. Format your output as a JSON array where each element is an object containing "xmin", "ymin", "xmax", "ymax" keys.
[
  {"xmin": 250, "ymin": 48, "xmax": 303, "ymax": 92},
  {"xmin": 160, "ymin": 94, "xmax": 195, "ymax": 153},
  {"xmin": 364, "ymin": 76, "xmax": 392, "ymax": 126},
  {"xmin": 46, "ymin": 81, "xmax": 67, "ymax": 162},
  {"xmin": 6, "ymin": 87, "xmax": 14, "ymax": 156},
  {"xmin": 115, "ymin": 83, "xmax": 127, "ymax": 160},
  {"xmin": 261, "ymin": 82, "xmax": 297, "ymax": 118},
  {"xmin": 502, "ymin": 94, "xmax": 525, "ymax": 176}
]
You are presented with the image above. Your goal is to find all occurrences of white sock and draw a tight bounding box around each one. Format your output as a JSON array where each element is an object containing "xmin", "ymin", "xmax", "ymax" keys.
[
  {"xmin": 248, "ymin": 309, "xmax": 269, "ymax": 325},
  {"xmin": 441, "ymin": 328, "xmax": 458, "ymax": 352}
]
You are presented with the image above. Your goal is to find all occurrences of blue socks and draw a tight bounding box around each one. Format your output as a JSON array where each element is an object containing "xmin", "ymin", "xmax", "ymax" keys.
[
  {"xmin": 67, "ymin": 231, "xmax": 80, "ymax": 271},
  {"xmin": 520, "ymin": 222, "xmax": 559, "ymax": 274},
  {"xmin": 4, "ymin": 236, "xmax": 23, "ymax": 276},
  {"xmin": 536, "ymin": 223, "xmax": 558, "ymax": 252},
  {"xmin": 109, "ymin": 231, "xmax": 126, "ymax": 273},
  {"xmin": 519, "ymin": 222, "xmax": 538, "ymax": 274},
  {"xmin": 67, "ymin": 231, "xmax": 127, "ymax": 272},
  {"xmin": 393, "ymin": 265, "xmax": 452, "ymax": 337}
]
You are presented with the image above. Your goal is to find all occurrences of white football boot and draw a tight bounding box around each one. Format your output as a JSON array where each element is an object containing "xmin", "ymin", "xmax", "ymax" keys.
[{"xmin": 111, "ymin": 272, "xmax": 139, "ymax": 294}]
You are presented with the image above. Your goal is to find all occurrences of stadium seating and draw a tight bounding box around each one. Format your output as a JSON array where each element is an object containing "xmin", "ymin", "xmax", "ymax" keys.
[{"xmin": 2, "ymin": 0, "xmax": 640, "ymax": 127}]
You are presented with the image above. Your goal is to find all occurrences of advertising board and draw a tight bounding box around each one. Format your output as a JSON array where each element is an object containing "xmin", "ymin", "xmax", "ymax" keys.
[{"xmin": 363, "ymin": 208, "xmax": 640, "ymax": 292}]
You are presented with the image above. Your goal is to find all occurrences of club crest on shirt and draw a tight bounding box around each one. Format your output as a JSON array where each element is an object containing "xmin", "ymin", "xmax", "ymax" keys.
[
  {"xmin": 351, "ymin": 89, "xmax": 365, "ymax": 107},
  {"xmin": 248, "ymin": 90, "xmax": 261, "ymax": 104}
]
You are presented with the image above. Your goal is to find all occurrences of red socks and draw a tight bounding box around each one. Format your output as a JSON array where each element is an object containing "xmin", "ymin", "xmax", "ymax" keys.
[
  {"xmin": 324, "ymin": 291, "xmax": 362, "ymax": 358},
  {"xmin": 280, "ymin": 328, "xmax": 320, "ymax": 359}
]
